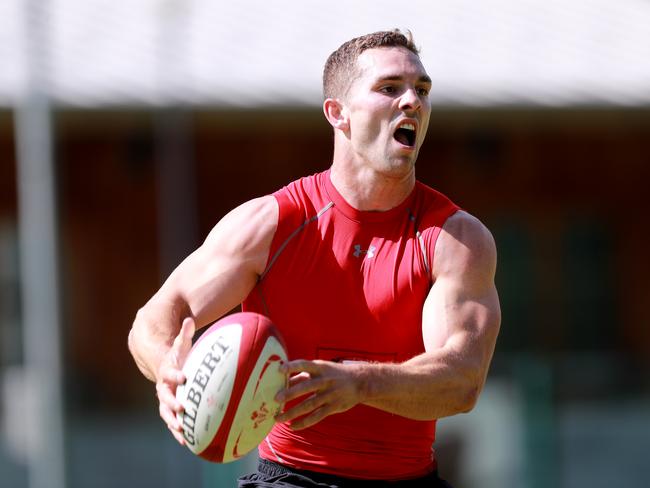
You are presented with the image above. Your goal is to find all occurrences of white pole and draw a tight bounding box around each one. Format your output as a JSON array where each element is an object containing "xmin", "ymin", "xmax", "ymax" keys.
[{"xmin": 14, "ymin": 1, "xmax": 66, "ymax": 488}]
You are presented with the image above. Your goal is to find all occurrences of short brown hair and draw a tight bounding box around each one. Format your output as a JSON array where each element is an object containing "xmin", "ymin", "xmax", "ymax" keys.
[{"xmin": 323, "ymin": 29, "xmax": 420, "ymax": 99}]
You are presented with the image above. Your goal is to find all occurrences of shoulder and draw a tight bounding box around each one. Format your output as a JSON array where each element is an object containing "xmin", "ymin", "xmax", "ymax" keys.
[
  {"xmin": 440, "ymin": 210, "xmax": 495, "ymax": 249},
  {"xmin": 433, "ymin": 210, "xmax": 497, "ymax": 285},
  {"xmin": 202, "ymin": 195, "xmax": 278, "ymax": 275},
  {"xmin": 275, "ymin": 171, "xmax": 330, "ymax": 211},
  {"xmin": 413, "ymin": 181, "xmax": 460, "ymax": 226},
  {"xmin": 206, "ymin": 195, "xmax": 278, "ymax": 243},
  {"xmin": 273, "ymin": 171, "xmax": 332, "ymax": 233}
]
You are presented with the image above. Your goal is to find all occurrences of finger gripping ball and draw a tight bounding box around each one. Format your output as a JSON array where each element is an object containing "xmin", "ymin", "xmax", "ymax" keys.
[{"xmin": 175, "ymin": 312, "xmax": 287, "ymax": 462}]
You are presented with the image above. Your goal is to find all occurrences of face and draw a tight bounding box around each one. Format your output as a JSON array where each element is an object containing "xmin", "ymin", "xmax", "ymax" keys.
[{"xmin": 341, "ymin": 47, "xmax": 432, "ymax": 177}]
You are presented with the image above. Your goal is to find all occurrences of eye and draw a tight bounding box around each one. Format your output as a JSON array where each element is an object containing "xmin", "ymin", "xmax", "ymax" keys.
[
  {"xmin": 417, "ymin": 87, "xmax": 430, "ymax": 97},
  {"xmin": 379, "ymin": 85, "xmax": 397, "ymax": 94}
]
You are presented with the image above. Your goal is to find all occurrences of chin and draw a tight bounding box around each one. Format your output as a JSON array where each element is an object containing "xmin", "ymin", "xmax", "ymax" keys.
[{"xmin": 392, "ymin": 152, "xmax": 418, "ymax": 169}]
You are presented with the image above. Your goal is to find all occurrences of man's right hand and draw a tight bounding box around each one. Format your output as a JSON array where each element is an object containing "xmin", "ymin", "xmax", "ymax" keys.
[
  {"xmin": 155, "ymin": 317, "xmax": 196, "ymax": 445},
  {"xmin": 127, "ymin": 196, "xmax": 278, "ymax": 443}
]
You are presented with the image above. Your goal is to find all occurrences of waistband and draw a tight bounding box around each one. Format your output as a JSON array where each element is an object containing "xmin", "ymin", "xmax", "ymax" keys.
[{"xmin": 257, "ymin": 459, "xmax": 442, "ymax": 487}]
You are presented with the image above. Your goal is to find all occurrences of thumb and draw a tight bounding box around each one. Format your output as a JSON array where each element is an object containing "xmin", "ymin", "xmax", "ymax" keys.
[
  {"xmin": 180, "ymin": 316, "xmax": 196, "ymax": 343},
  {"xmin": 171, "ymin": 317, "xmax": 196, "ymax": 367}
]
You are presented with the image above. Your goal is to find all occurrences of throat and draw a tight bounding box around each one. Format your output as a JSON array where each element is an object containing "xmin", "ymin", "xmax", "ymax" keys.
[{"xmin": 329, "ymin": 166, "xmax": 416, "ymax": 212}]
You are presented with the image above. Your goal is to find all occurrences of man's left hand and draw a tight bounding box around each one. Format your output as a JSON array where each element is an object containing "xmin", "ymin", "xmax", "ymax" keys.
[{"xmin": 274, "ymin": 359, "xmax": 369, "ymax": 430}]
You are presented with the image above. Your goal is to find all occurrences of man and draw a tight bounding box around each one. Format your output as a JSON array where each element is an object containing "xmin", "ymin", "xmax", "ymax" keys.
[{"xmin": 129, "ymin": 30, "xmax": 500, "ymax": 487}]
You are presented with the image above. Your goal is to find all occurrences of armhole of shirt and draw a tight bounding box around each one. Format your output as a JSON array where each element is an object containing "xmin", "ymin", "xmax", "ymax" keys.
[
  {"xmin": 261, "ymin": 190, "xmax": 298, "ymax": 275},
  {"xmin": 423, "ymin": 203, "xmax": 461, "ymax": 283},
  {"xmin": 259, "ymin": 188, "xmax": 334, "ymax": 281}
]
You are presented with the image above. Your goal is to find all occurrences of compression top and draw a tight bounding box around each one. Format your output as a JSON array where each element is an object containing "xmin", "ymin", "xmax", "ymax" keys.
[{"xmin": 242, "ymin": 169, "xmax": 459, "ymax": 480}]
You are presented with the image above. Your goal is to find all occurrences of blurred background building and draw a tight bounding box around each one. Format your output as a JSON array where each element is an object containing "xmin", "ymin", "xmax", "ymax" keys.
[{"xmin": 1, "ymin": 1, "xmax": 649, "ymax": 487}]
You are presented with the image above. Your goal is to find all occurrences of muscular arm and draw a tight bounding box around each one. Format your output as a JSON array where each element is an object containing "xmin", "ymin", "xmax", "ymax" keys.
[
  {"xmin": 127, "ymin": 195, "xmax": 277, "ymax": 440},
  {"xmin": 361, "ymin": 211, "xmax": 501, "ymax": 418},
  {"xmin": 277, "ymin": 210, "xmax": 501, "ymax": 427}
]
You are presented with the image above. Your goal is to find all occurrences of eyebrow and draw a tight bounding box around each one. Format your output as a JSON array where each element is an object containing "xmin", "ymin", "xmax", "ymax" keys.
[{"xmin": 377, "ymin": 74, "xmax": 432, "ymax": 84}]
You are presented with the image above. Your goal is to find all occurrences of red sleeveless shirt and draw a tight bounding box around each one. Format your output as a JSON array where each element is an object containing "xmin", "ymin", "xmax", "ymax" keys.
[{"xmin": 242, "ymin": 170, "xmax": 459, "ymax": 480}]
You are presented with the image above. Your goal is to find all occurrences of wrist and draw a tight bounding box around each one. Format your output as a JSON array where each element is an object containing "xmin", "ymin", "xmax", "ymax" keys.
[{"xmin": 354, "ymin": 361, "xmax": 388, "ymax": 404}]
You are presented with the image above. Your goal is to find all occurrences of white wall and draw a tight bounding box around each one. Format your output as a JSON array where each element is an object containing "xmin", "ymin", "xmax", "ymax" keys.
[{"xmin": 1, "ymin": 0, "xmax": 650, "ymax": 108}]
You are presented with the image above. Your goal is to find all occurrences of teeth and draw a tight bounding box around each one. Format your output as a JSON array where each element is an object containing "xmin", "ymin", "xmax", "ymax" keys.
[{"xmin": 399, "ymin": 123, "xmax": 415, "ymax": 131}]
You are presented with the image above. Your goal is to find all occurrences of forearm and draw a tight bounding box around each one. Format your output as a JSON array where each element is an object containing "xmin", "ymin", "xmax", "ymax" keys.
[
  {"xmin": 128, "ymin": 297, "xmax": 189, "ymax": 382},
  {"xmin": 277, "ymin": 349, "xmax": 487, "ymax": 429},
  {"xmin": 360, "ymin": 350, "xmax": 483, "ymax": 420}
]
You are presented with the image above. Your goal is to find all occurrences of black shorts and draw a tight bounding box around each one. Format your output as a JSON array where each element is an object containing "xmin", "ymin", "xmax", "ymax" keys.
[{"xmin": 238, "ymin": 459, "xmax": 454, "ymax": 488}]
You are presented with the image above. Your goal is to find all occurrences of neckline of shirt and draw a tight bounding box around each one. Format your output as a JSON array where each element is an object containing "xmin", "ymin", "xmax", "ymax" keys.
[{"xmin": 322, "ymin": 169, "xmax": 416, "ymax": 224}]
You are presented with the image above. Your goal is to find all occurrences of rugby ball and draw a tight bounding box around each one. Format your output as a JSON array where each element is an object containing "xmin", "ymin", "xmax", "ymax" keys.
[{"xmin": 175, "ymin": 312, "xmax": 287, "ymax": 462}]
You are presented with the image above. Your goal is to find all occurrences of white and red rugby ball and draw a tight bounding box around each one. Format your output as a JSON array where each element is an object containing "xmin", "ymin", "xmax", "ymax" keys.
[{"xmin": 175, "ymin": 312, "xmax": 287, "ymax": 462}]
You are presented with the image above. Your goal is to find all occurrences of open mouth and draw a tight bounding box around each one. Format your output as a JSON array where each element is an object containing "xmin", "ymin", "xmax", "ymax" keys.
[{"xmin": 393, "ymin": 123, "xmax": 416, "ymax": 147}]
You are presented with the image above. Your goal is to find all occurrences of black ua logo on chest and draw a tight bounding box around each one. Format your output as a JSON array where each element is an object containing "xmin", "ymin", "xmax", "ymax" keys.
[{"xmin": 352, "ymin": 244, "xmax": 376, "ymax": 259}]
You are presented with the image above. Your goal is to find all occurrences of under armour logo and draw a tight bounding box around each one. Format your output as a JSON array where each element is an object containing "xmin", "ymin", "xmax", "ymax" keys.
[{"xmin": 353, "ymin": 244, "xmax": 376, "ymax": 259}]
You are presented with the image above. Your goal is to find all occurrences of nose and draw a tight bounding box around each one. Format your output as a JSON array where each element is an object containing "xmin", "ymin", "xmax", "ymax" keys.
[{"xmin": 398, "ymin": 87, "xmax": 421, "ymax": 112}]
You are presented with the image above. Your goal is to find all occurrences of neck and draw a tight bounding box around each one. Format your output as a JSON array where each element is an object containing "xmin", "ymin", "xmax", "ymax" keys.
[{"xmin": 329, "ymin": 158, "xmax": 416, "ymax": 212}]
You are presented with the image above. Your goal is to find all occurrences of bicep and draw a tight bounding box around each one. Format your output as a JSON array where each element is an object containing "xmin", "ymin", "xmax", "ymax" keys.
[
  {"xmin": 153, "ymin": 195, "xmax": 278, "ymax": 329},
  {"xmin": 422, "ymin": 212, "xmax": 501, "ymax": 365}
]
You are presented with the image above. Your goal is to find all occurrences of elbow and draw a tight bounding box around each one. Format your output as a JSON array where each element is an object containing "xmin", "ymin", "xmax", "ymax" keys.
[
  {"xmin": 455, "ymin": 348, "xmax": 495, "ymax": 414},
  {"xmin": 455, "ymin": 365, "xmax": 485, "ymax": 414},
  {"xmin": 458, "ymin": 383, "xmax": 481, "ymax": 413},
  {"xmin": 127, "ymin": 310, "xmax": 156, "ymax": 382},
  {"xmin": 127, "ymin": 309, "xmax": 143, "ymax": 357},
  {"xmin": 127, "ymin": 325, "xmax": 137, "ymax": 357},
  {"xmin": 127, "ymin": 322, "xmax": 144, "ymax": 374}
]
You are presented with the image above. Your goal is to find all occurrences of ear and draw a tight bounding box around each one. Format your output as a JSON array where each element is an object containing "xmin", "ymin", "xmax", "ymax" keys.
[{"xmin": 323, "ymin": 98, "xmax": 350, "ymax": 132}]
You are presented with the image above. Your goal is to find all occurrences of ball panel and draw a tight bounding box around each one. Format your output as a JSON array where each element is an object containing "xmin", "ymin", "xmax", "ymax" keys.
[
  {"xmin": 197, "ymin": 315, "xmax": 262, "ymax": 462},
  {"xmin": 176, "ymin": 323, "xmax": 242, "ymax": 454},
  {"xmin": 222, "ymin": 335, "xmax": 287, "ymax": 461}
]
